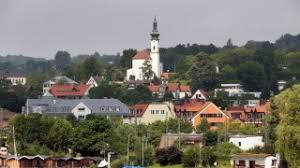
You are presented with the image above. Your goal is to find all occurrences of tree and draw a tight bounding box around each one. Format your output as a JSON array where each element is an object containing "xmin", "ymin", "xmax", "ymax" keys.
[
  {"xmin": 54, "ymin": 51, "xmax": 71, "ymax": 71},
  {"xmin": 121, "ymin": 85, "xmax": 153, "ymax": 104},
  {"xmin": 140, "ymin": 59, "xmax": 154, "ymax": 80},
  {"xmin": 274, "ymin": 84, "xmax": 300, "ymax": 167},
  {"xmin": 46, "ymin": 118, "xmax": 73, "ymax": 151},
  {"xmin": 237, "ymin": 61, "xmax": 265, "ymax": 91},
  {"xmin": 196, "ymin": 118, "xmax": 210, "ymax": 133},
  {"xmin": 155, "ymin": 146, "xmax": 182, "ymax": 166},
  {"xmin": 119, "ymin": 49, "xmax": 137, "ymax": 68},
  {"xmin": 162, "ymin": 91, "xmax": 174, "ymax": 101},
  {"xmin": 89, "ymin": 82, "xmax": 115, "ymax": 99},
  {"xmin": 203, "ymin": 131, "xmax": 218, "ymax": 146},
  {"xmin": 71, "ymin": 115, "xmax": 112, "ymax": 156},
  {"xmin": 182, "ymin": 146, "xmax": 201, "ymax": 167},
  {"xmin": 81, "ymin": 57, "xmax": 104, "ymax": 81}
]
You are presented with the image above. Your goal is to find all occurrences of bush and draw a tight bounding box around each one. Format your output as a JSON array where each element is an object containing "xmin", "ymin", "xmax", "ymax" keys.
[
  {"xmin": 182, "ymin": 146, "xmax": 201, "ymax": 167},
  {"xmin": 203, "ymin": 131, "xmax": 218, "ymax": 146},
  {"xmin": 155, "ymin": 146, "xmax": 182, "ymax": 166}
]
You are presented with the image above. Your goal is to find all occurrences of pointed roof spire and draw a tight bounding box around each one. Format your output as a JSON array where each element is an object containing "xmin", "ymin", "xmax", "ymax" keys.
[
  {"xmin": 152, "ymin": 16, "xmax": 158, "ymax": 32},
  {"xmin": 151, "ymin": 16, "xmax": 160, "ymax": 40}
]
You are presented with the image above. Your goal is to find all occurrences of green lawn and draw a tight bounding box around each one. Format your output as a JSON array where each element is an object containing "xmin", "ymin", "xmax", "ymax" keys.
[{"xmin": 150, "ymin": 163, "xmax": 183, "ymax": 168}]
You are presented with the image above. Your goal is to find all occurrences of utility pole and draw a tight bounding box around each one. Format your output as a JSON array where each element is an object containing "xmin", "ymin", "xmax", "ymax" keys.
[
  {"xmin": 127, "ymin": 134, "xmax": 130, "ymax": 165},
  {"xmin": 177, "ymin": 110, "xmax": 181, "ymax": 149},
  {"xmin": 142, "ymin": 136, "xmax": 145, "ymax": 166}
]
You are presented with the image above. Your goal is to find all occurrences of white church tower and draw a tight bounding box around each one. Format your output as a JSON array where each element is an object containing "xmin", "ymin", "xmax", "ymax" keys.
[{"xmin": 150, "ymin": 17, "xmax": 162, "ymax": 78}]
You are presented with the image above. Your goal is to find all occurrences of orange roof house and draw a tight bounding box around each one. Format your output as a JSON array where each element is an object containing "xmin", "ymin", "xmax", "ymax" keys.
[
  {"xmin": 226, "ymin": 100, "xmax": 271, "ymax": 126},
  {"xmin": 243, "ymin": 101, "xmax": 271, "ymax": 125},
  {"xmin": 49, "ymin": 84, "xmax": 90, "ymax": 99},
  {"xmin": 175, "ymin": 100, "xmax": 229, "ymax": 129},
  {"xmin": 147, "ymin": 83, "xmax": 191, "ymax": 99}
]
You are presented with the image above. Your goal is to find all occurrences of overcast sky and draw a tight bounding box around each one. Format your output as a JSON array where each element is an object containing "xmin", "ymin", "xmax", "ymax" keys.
[{"xmin": 0, "ymin": 0, "xmax": 299, "ymax": 59}]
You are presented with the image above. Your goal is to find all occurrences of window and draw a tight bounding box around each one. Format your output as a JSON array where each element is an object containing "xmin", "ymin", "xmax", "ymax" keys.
[
  {"xmin": 272, "ymin": 160, "xmax": 277, "ymax": 166},
  {"xmin": 101, "ymin": 107, "xmax": 105, "ymax": 111},
  {"xmin": 161, "ymin": 110, "xmax": 165, "ymax": 114},
  {"xmin": 78, "ymin": 107, "xmax": 85, "ymax": 111},
  {"xmin": 238, "ymin": 160, "xmax": 245, "ymax": 166},
  {"xmin": 200, "ymin": 113, "xmax": 223, "ymax": 118},
  {"xmin": 78, "ymin": 115, "xmax": 85, "ymax": 120},
  {"xmin": 151, "ymin": 110, "xmax": 155, "ymax": 114},
  {"xmin": 116, "ymin": 107, "xmax": 120, "ymax": 112},
  {"xmin": 238, "ymin": 142, "xmax": 241, "ymax": 146},
  {"xmin": 156, "ymin": 110, "xmax": 159, "ymax": 114}
]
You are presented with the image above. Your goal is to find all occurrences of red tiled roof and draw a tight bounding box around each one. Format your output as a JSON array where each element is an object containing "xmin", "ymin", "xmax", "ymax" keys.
[
  {"xmin": 132, "ymin": 50, "xmax": 151, "ymax": 60},
  {"xmin": 49, "ymin": 84, "xmax": 89, "ymax": 97},
  {"xmin": 244, "ymin": 101, "xmax": 271, "ymax": 113},
  {"xmin": 148, "ymin": 83, "xmax": 191, "ymax": 93},
  {"xmin": 180, "ymin": 85, "xmax": 191, "ymax": 92},
  {"xmin": 175, "ymin": 101, "xmax": 211, "ymax": 113},
  {"xmin": 129, "ymin": 104, "xmax": 149, "ymax": 117}
]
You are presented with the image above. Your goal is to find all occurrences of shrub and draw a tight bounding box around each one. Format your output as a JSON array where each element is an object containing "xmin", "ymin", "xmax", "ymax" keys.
[
  {"xmin": 182, "ymin": 146, "xmax": 201, "ymax": 167},
  {"xmin": 155, "ymin": 146, "xmax": 182, "ymax": 165}
]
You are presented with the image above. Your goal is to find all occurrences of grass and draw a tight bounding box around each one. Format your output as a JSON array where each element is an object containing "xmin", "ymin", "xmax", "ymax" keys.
[{"xmin": 149, "ymin": 163, "xmax": 183, "ymax": 168}]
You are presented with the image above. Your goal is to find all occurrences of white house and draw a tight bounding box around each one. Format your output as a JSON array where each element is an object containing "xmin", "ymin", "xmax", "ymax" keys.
[
  {"xmin": 214, "ymin": 83, "xmax": 261, "ymax": 98},
  {"xmin": 232, "ymin": 153, "xmax": 279, "ymax": 168},
  {"xmin": 191, "ymin": 89, "xmax": 209, "ymax": 100},
  {"xmin": 0, "ymin": 72, "xmax": 27, "ymax": 85},
  {"xmin": 129, "ymin": 102, "xmax": 176, "ymax": 125},
  {"xmin": 277, "ymin": 80, "xmax": 287, "ymax": 91},
  {"xmin": 43, "ymin": 76, "xmax": 77, "ymax": 95},
  {"xmin": 86, "ymin": 75, "xmax": 104, "ymax": 88},
  {"xmin": 126, "ymin": 17, "xmax": 163, "ymax": 81},
  {"xmin": 229, "ymin": 135, "xmax": 264, "ymax": 151}
]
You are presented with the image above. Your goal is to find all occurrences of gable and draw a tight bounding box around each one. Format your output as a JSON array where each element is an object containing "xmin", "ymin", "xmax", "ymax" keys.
[
  {"xmin": 192, "ymin": 103, "xmax": 229, "ymax": 120},
  {"xmin": 72, "ymin": 102, "xmax": 91, "ymax": 119}
]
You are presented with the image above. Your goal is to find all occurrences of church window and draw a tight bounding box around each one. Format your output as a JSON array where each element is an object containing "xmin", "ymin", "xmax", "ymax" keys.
[{"xmin": 153, "ymin": 46, "xmax": 156, "ymax": 51}]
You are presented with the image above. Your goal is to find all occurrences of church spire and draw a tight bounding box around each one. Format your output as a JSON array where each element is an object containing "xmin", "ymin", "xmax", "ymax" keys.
[{"xmin": 151, "ymin": 16, "xmax": 160, "ymax": 40}]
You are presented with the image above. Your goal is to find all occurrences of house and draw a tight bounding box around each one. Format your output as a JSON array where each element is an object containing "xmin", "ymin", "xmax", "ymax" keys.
[
  {"xmin": 175, "ymin": 100, "xmax": 229, "ymax": 129},
  {"xmin": 43, "ymin": 76, "xmax": 77, "ymax": 95},
  {"xmin": 129, "ymin": 102, "xmax": 176, "ymax": 124},
  {"xmin": 227, "ymin": 101, "xmax": 271, "ymax": 125},
  {"xmin": 47, "ymin": 84, "xmax": 90, "ymax": 99},
  {"xmin": 86, "ymin": 75, "xmax": 104, "ymax": 88},
  {"xmin": 229, "ymin": 135, "xmax": 264, "ymax": 151},
  {"xmin": 232, "ymin": 153, "xmax": 279, "ymax": 168},
  {"xmin": 0, "ymin": 108, "xmax": 16, "ymax": 129},
  {"xmin": 159, "ymin": 133, "xmax": 203, "ymax": 149},
  {"xmin": 148, "ymin": 83, "xmax": 191, "ymax": 99},
  {"xmin": 277, "ymin": 80, "xmax": 287, "ymax": 91},
  {"xmin": 126, "ymin": 17, "xmax": 163, "ymax": 80},
  {"xmin": 227, "ymin": 106, "xmax": 245, "ymax": 122},
  {"xmin": 191, "ymin": 89, "xmax": 209, "ymax": 100},
  {"xmin": 244, "ymin": 101, "xmax": 271, "ymax": 126},
  {"xmin": 0, "ymin": 71, "xmax": 26, "ymax": 85},
  {"xmin": 2, "ymin": 155, "xmax": 101, "ymax": 168},
  {"xmin": 214, "ymin": 83, "xmax": 261, "ymax": 99},
  {"xmin": 25, "ymin": 97, "xmax": 130, "ymax": 121}
]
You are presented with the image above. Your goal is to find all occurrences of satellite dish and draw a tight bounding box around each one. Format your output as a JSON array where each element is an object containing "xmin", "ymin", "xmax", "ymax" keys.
[{"xmin": 97, "ymin": 159, "xmax": 108, "ymax": 168}]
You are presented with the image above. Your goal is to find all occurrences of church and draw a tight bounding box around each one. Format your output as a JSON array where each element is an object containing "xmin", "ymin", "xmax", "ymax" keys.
[{"xmin": 126, "ymin": 17, "xmax": 163, "ymax": 81}]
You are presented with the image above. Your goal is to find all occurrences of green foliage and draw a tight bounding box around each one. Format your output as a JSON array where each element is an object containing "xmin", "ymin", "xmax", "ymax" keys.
[
  {"xmin": 274, "ymin": 84, "xmax": 300, "ymax": 167},
  {"xmin": 121, "ymin": 85, "xmax": 153, "ymax": 105},
  {"xmin": 196, "ymin": 118, "xmax": 210, "ymax": 133},
  {"xmin": 89, "ymin": 82, "xmax": 116, "ymax": 99},
  {"xmin": 237, "ymin": 61, "xmax": 265, "ymax": 91},
  {"xmin": 54, "ymin": 51, "xmax": 71, "ymax": 71},
  {"xmin": 119, "ymin": 49, "xmax": 137, "ymax": 68},
  {"xmin": 71, "ymin": 114, "xmax": 112, "ymax": 156},
  {"xmin": 203, "ymin": 131, "xmax": 218, "ymax": 146},
  {"xmin": 182, "ymin": 146, "xmax": 201, "ymax": 167},
  {"xmin": 214, "ymin": 142, "xmax": 240, "ymax": 161},
  {"xmin": 162, "ymin": 91, "xmax": 174, "ymax": 101},
  {"xmin": 201, "ymin": 146, "xmax": 217, "ymax": 167},
  {"xmin": 155, "ymin": 146, "xmax": 182, "ymax": 166},
  {"xmin": 141, "ymin": 59, "xmax": 154, "ymax": 80}
]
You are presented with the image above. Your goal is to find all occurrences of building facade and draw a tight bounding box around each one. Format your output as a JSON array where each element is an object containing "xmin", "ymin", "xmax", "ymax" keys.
[{"xmin": 25, "ymin": 98, "xmax": 130, "ymax": 121}]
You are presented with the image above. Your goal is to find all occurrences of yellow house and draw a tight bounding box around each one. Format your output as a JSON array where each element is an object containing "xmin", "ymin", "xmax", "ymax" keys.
[{"xmin": 129, "ymin": 102, "xmax": 176, "ymax": 125}]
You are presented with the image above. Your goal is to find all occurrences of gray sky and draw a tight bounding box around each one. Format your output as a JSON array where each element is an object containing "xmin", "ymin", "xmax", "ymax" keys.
[{"xmin": 0, "ymin": 0, "xmax": 299, "ymax": 59}]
